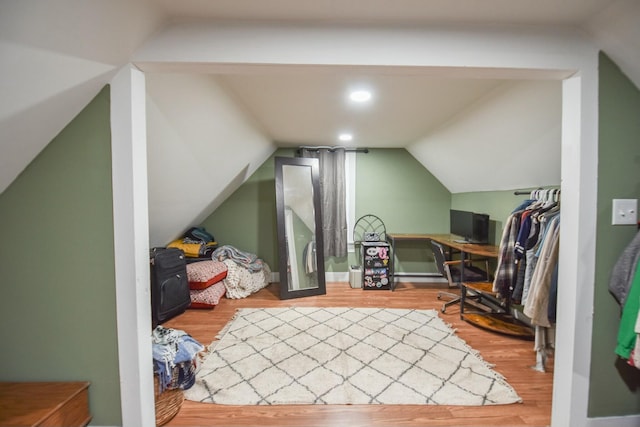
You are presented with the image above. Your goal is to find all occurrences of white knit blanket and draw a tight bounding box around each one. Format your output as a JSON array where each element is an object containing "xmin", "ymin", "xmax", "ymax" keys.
[{"xmin": 222, "ymin": 259, "xmax": 271, "ymax": 299}]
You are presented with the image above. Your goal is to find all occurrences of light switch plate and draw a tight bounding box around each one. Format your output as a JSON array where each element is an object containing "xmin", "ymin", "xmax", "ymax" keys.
[{"xmin": 612, "ymin": 199, "xmax": 638, "ymax": 225}]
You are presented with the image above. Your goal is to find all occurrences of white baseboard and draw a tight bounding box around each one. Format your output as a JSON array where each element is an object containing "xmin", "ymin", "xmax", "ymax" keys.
[
  {"xmin": 272, "ymin": 272, "xmax": 447, "ymax": 284},
  {"xmin": 327, "ymin": 272, "xmax": 446, "ymax": 284},
  {"xmin": 394, "ymin": 276, "xmax": 448, "ymax": 284},
  {"xmin": 326, "ymin": 272, "xmax": 349, "ymax": 282},
  {"xmin": 586, "ymin": 415, "xmax": 640, "ymax": 427}
]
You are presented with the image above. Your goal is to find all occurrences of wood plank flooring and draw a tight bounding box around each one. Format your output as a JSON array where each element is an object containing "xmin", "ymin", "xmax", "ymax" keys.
[{"xmin": 163, "ymin": 282, "xmax": 554, "ymax": 427}]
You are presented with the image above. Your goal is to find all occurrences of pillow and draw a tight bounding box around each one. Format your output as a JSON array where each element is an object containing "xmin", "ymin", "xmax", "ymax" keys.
[
  {"xmin": 186, "ymin": 260, "xmax": 228, "ymax": 290},
  {"xmin": 189, "ymin": 282, "xmax": 226, "ymax": 308}
]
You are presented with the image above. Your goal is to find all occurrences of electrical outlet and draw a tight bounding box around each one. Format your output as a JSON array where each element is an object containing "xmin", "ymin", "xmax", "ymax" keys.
[{"xmin": 612, "ymin": 199, "xmax": 638, "ymax": 225}]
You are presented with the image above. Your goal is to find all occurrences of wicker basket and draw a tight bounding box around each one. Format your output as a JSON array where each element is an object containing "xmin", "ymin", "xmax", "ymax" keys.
[{"xmin": 154, "ymin": 375, "xmax": 184, "ymax": 426}]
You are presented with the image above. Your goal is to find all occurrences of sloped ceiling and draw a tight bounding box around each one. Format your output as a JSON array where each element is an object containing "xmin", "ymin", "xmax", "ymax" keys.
[
  {"xmin": 2, "ymin": 0, "xmax": 639, "ymax": 245},
  {"xmin": 145, "ymin": 73, "xmax": 275, "ymax": 246},
  {"xmin": 0, "ymin": 0, "xmax": 164, "ymax": 195},
  {"xmin": 407, "ymin": 80, "xmax": 562, "ymax": 193},
  {"xmin": 215, "ymin": 73, "xmax": 506, "ymax": 148}
]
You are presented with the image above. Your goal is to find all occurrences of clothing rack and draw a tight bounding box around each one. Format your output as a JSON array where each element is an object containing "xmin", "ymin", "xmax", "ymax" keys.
[
  {"xmin": 296, "ymin": 145, "xmax": 369, "ymax": 155},
  {"xmin": 514, "ymin": 188, "xmax": 561, "ymax": 201},
  {"xmin": 494, "ymin": 193, "xmax": 561, "ymax": 372},
  {"xmin": 514, "ymin": 187, "xmax": 545, "ymax": 195}
]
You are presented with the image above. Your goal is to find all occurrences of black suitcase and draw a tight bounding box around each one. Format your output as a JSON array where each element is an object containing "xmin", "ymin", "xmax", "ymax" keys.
[{"xmin": 150, "ymin": 247, "xmax": 191, "ymax": 327}]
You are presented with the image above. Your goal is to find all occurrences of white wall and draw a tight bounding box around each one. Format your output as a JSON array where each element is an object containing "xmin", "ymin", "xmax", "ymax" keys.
[
  {"xmin": 408, "ymin": 79, "xmax": 562, "ymax": 193},
  {"xmin": 145, "ymin": 73, "xmax": 276, "ymax": 246},
  {"xmin": 134, "ymin": 22, "xmax": 587, "ymax": 75},
  {"xmin": 0, "ymin": 0, "xmax": 163, "ymax": 195}
]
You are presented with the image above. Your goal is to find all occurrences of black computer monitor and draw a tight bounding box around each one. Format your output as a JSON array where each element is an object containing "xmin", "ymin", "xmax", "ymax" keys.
[{"xmin": 450, "ymin": 209, "xmax": 489, "ymax": 244}]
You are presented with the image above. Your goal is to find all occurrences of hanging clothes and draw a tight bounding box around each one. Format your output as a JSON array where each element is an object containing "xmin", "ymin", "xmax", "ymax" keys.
[
  {"xmin": 493, "ymin": 193, "xmax": 559, "ymax": 307},
  {"xmin": 631, "ymin": 301, "xmax": 640, "ymax": 368},
  {"xmin": 615, "ymin": 261, "xmax": 640, "ymax": 360},
  {"xmin": 493, "ymin": 189, "xmax": 560, "ymax": 373},
  {"xmin": 521, "ymin": 206, "xmax": 555, "ymax": 305},
  {"xmin": 608, "ymin": 230, "xmax": 640, "ymax": 369},
  {"xmin": 609, "ymin": 230, "xmax": 640, "ymax": 306},
  {"xmin": 303, "ymin": 240, "xmax": 317, "ymax": 274},
  {"xmin": 523, "ymin": 214, "xmax": 560, "ymax": 328},
  {"xmin": 513, "ymin": 210, "xmax": 541, "ymax": 303},
  {"xmin": 493, "ymin": 213, "xmax": 522, "ymax": 298},
  {"xmin": 512, "ymin": 207, "xmax": 543, "ymax": 303}
]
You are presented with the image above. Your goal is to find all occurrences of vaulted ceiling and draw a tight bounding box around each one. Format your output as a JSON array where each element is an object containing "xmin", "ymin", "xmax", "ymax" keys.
[{"xmin": 2, "ymin": 0, "xmax": 639, "ymax": 245}]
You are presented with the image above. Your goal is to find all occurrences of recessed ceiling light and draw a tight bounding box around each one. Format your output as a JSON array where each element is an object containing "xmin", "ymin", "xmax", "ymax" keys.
[
  {"xmin": 349, "ymin": 90, "xmax": 372, "ymax": 103},
  {"xmin": 338, "ymin": 133, "xmax": 353, "ymax": 142}
]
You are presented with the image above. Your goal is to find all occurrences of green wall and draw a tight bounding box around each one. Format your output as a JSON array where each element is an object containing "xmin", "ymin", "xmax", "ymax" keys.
[
  {"xmin": 452, "ymin": 188, "xmax": 556, "ymax": 245},
  {"xmin": 588, "ymin": 53, "xmax": 640, "ymax": 417},
  {"xmin": 1, "ymin": 52, "xmax": 636, "ymax": 426},
  {"xmin": 202, "ymin": 148, "xmax": 451, "ymax": 276},
  {"xmin": 356, "ymin": 148, "xmax": 450, "ymax": 274},
  {"xmin": 356, "ymin": 148, "xmax": 450, "ymax": 233},
  {"xmin": 0, "ymin": 87, "xmax": 121, "ymax": 425},
  {"xmin": 200, "ymin": 148, "xmax": 289, "ymax": 270},
  {"xmin": 203, "ymin": 149, "xmax": 545, "ymax": 277}
]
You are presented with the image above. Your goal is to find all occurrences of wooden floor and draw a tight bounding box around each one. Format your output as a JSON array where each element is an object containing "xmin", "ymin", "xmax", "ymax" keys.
[{"xmin": 163, "ymin": 282, "xmax": 554, "ymax": 427}]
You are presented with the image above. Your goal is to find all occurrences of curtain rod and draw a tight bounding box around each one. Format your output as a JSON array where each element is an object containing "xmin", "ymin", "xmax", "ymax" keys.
[{"xmin": 296, "ymin": 145, "xmax": 369, "ymax": 154}]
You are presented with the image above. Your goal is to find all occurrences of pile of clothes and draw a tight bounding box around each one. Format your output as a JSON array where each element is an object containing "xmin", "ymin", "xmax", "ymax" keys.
[
  {"xmin": 168, "ymin": 227, "xmax": 218, "ymax": 260},
  {"xmin": 152, "ymin": 326, "xmax": 204, "ymax": 393}
]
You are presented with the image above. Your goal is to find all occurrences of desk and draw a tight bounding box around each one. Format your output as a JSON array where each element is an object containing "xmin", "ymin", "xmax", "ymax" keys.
[
  {"xmin": 388, "ymin": 233, "xmax": 532, "ymax": 338},
  {"xmin": 386, "ymin": 233, "xmax": 498, "ymax": 290}
]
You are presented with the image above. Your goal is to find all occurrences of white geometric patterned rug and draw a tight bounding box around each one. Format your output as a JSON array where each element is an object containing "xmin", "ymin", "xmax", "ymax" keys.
[{"xmin": 185, "ymin": 307, "xmax": 522, "ymax": 406}]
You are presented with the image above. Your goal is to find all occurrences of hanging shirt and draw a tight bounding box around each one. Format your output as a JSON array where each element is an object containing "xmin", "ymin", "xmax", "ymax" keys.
[
  {"xmin": 523, "ymin": 214, "xmax": 560, "ymax": 327},
  {"xmin": 493, "ymin": 212, "xmax": 522, "ymax": 298},
  {"xmin": 609, "ymin": 230, "xmax": 640, "ymax": 306},
  {"xmin": 615, "ymin": 261, "xmax": 640, "ymax": 360}
]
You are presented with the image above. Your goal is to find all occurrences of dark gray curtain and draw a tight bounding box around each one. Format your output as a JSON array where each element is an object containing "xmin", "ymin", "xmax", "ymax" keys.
[{"xmin": 300, "ymin": 148, "xmax": 347, "ymax": 258}]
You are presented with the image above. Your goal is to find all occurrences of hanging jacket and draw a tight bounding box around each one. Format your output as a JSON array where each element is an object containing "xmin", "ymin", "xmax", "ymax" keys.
[{"xmin": 609, "ymin": 231, "xmax": 640, "ymax": 306}]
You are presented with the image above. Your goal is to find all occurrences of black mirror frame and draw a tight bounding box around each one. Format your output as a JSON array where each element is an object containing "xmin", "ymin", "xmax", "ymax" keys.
[{"xmin": 274, "ymin": 156, "xmax": 326, "ymax": 300}]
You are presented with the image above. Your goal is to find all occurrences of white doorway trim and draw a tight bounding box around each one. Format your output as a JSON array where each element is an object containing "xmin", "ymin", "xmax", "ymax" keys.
[
  {"xmin": 110, "ymin": 24, "xmax": 610, "ymax": 427},
  {"xmin": 110, "ymin": 65, "xmax": 155, "ymax": 427}
]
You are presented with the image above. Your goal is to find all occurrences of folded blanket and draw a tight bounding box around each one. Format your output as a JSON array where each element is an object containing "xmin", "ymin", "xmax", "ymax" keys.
[
  {"xmin": 222, "ymin": 259, "xmax": 271, "ymax": 299},
  {"xmin": 212, "ymin": 245, "xmax": 265, "ymax": 273}
]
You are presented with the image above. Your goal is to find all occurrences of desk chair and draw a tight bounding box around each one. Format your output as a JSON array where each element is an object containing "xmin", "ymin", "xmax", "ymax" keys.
[{"xmin": 430, "ymin": 240, "xmax": 491, "ymax": 313}]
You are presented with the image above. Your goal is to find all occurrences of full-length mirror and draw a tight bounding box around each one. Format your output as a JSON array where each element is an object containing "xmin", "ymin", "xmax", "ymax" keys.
[{"xmin": 275, "ymin": 157, "xmax": 326, "ymax": 299}]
